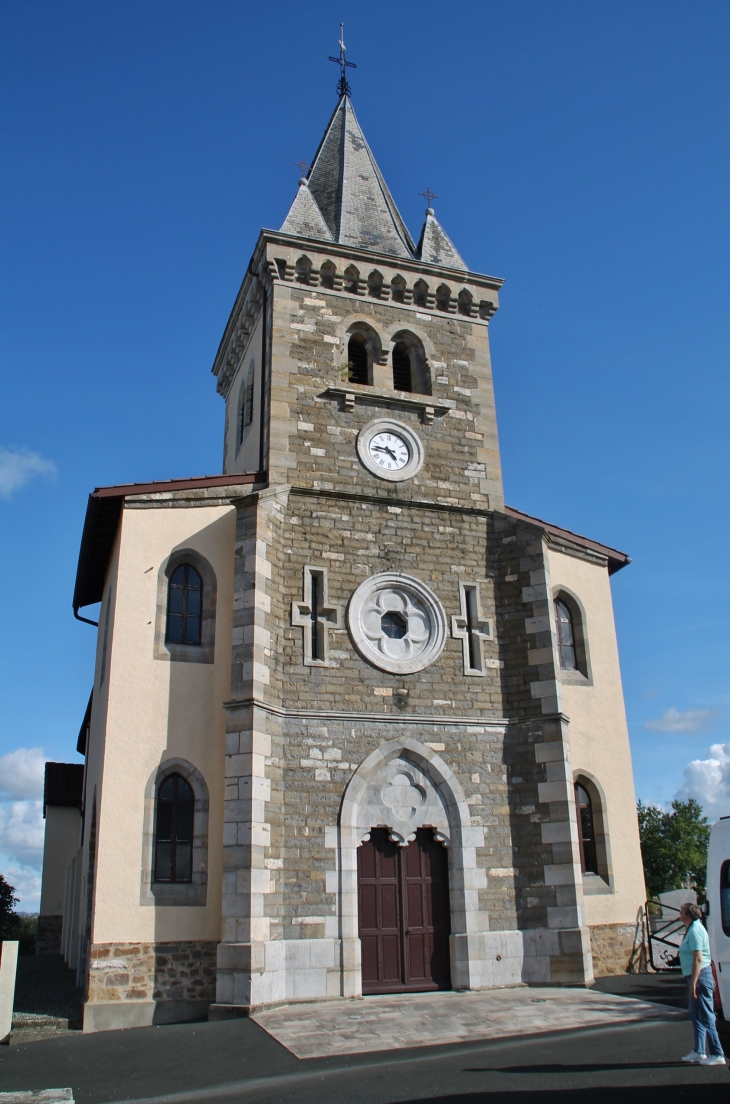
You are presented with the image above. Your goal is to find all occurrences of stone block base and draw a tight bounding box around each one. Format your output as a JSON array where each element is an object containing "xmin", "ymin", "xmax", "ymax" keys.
[
  {"xmin": 463, "ymin": 927, "xmax": 593, "ymax": 989},
  {"xmin": 216, "ymin": 938, "xmax": 343, "ymax": 1008},
  {"xmin": 589, "ymin": 922, "xmax": 639, "ymax": 976},
  {"xmin": 37, "ymin": 915, "xmax": 63, "ymax": 955},
  {"xmin": 83, "ymin": 999, "xmax": 210, "ymax": 1033}
]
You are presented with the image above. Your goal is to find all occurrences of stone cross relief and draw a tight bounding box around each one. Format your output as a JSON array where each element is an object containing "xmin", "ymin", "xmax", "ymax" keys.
[
  {"xmin": 357, "ymin": 756, "xmax": 450, "ymax": 848},
  {"xmin": 291, "ymin": 565, "xmax": 343, "ymax": 665},
  {"xmin": 451, "ymin": 582, "xmax": 492, "ymax": 676}
]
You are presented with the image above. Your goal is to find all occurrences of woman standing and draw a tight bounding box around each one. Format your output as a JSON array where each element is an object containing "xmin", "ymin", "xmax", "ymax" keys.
[{"xmin": 679, "ymin": 902, "xmax": 726, "ymax": 1065}]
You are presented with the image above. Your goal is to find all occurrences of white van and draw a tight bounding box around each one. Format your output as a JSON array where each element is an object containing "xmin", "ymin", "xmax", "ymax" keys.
[{"xmin": 706, "ymin": 816, "xmax": 730, "ymax": 1014}]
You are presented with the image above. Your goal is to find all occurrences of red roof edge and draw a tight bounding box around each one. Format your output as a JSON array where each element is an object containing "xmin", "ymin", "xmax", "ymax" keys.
[
  {"xmin": 503, "ymin": 505, "xmax": 630, "ymax": 575},
  {"xmin": 74, "ymin": 472, "xmax": 268, "ymax": 612},
  {"xmin": 92, "ymin": 472, "xmax": 266, "ymax": 498}
]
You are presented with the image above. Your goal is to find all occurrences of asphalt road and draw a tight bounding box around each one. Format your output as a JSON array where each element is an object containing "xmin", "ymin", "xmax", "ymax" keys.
[{"xmin": 1, "ymin": 975, "xmax": 727, "ymax": 1104}]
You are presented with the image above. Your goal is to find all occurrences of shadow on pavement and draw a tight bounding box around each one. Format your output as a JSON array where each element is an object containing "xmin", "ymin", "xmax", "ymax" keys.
[
  {"xmin": 391, "ymin": 1090, "xmax": 730, "ymax": 1104},
  {"xmin": 465, "ymin": 1062, "xmax": 701, "ymax": 1073},
  {"xmin": 593, "ymin": 973, "xmax": 687, "ymax": 1011}
]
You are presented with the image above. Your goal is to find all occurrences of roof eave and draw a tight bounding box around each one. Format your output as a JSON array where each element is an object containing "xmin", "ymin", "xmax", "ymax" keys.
[
  {"xmin": 73, "ymin": 473, "xmax": 266, "ymax": 614},
  {"xmin": 502, "ymin": 505, "xmax": 631, "ymax": 575}
]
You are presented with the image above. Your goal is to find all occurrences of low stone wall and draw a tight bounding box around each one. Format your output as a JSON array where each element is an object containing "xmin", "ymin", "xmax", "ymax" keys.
[
  {"xmin": 87, "ymin": 940, "xmax": 217, "ymax": 1006},
  {"xmin": 36, "ymin": 915, "xmax": 63, "ymax": 954},
  {"xmin": 589, "ymin": 922, "xmax": 638, "ymax": 976}
]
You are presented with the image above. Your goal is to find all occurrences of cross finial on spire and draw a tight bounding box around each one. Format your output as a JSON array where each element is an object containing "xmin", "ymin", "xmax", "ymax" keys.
[
  {"xmin": 295, "ymin": 159, "xmax": 311, "ymax": 176},
  {"xmin": 419, "ymin": 188, "xmax": 438, "ymax": 211},
  {"xmin": 328, "ymin": 23, "xmax": 356, "ymax": 97}
]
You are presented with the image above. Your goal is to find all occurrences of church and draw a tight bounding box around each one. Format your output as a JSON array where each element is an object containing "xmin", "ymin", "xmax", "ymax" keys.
[{"xmin": 38, "ymin": 74, "xmax": 646, "ymax": 1033}]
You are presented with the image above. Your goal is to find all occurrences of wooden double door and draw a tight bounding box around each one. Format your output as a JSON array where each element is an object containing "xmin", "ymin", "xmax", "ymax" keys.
[{"xmin": 358, "ymin": 827, "xmax": 451, "ymax": 994}]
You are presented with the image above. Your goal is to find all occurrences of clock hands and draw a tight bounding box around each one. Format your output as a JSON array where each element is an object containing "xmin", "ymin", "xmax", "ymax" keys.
[{"xmin": 372, "ymin": 445, "xmax": 399, "ymax": 460}]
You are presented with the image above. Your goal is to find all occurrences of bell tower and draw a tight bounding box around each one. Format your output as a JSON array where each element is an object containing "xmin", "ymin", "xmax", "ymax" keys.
[
  {"xmin": 208, "ymin": 80, "xmax": 596, "ymax": 1014},
  {"xmin": 214, "ymin": 92, "xmax": 504, "ymax": 513}
]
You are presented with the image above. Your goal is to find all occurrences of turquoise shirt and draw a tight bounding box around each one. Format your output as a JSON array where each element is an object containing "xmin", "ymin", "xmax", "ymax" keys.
[{"xmin": 678, "ymin": 918, "xmax": 711, "ymax": 976}]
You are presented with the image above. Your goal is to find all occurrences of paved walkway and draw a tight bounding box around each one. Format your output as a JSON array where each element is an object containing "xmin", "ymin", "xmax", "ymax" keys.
[{"xmin": 252, "ymin": 985, "xmax": 684, "ymax": 1058}]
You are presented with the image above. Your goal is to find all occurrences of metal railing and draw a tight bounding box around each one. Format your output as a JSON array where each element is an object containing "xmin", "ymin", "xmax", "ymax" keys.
[{"xmin": 646, "ymin": 901, "xmax": 684, "ymax": 972}]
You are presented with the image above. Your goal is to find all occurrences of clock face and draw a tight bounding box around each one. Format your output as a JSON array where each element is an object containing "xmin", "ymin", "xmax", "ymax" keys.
[
  {"xmin": 368, "ymin": 432, "xmax": 410, "ymax": 472},
  {"xmin": 356, "ymin": 418, "xmax": 424, "ymax": 482}
]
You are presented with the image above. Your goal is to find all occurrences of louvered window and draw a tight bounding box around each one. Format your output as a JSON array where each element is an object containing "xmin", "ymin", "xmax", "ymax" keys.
[{"xmin": 392, "ymin": 343, "xmax": 412, "ymax": 391}]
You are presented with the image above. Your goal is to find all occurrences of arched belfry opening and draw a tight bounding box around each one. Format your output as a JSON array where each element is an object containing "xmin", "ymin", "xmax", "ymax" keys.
[
  {"xmin": 391, "ymin": 331, "xmax": 430, "ymax": 395},
  {"xmin": 345, "ymin": 323, "xmax": 381, "ymax": 387},
  {"xmin": 347, "ymin": 334, "xmax": 369, "ymax": 384}
]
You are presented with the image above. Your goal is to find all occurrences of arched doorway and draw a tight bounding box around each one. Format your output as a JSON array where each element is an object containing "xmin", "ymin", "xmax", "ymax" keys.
[{"xmin": 358, "ymin": 827, "xmax": 451, "ymax": 994}]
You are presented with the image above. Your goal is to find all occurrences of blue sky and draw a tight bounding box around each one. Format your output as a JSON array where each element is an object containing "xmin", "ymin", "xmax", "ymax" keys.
[{"xmin": 1, "ymin": 1, "xmax": 728, "ymax": 907}]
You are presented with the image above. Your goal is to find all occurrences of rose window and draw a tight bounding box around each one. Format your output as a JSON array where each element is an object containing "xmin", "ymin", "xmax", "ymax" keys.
[{"xmin": 348, "ymin": 572, "xmax": 447, "ymax": 674}]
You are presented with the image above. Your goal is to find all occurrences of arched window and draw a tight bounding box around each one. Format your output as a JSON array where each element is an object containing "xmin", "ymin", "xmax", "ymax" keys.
[
  {"xmin": 554, "ymin": 599, "xmax": 577, "ymax": 670},
  {"xmin": 574, "ymin": 783, "xmax": 598, "ymax": 875},
  {"xmin": 319, "ymin": 261, "xmax": 336, "ymax": 289},
  {"xmin": 154, "ymin": 773, "xmax": 194, "ymax": 884},
  {"xmin": 166, "ymin": 564, "xmax": 203, "ymax": 646},
  {"xmin": 390, "ymin": 331, "xmax": 430, "ymax": 395},
  {"xmin": 390, "ymin": 275, "xmax": 406, "ymax": 303},
  {"xmin": 347, "ymin": 333, "xmax": 370, "ymax": 385},
  {"xmin": 392, "ymin": 342, "xmax": 412, "ymax": 391}
]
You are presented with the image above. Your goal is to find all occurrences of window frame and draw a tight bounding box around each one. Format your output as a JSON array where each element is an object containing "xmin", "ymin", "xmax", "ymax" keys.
[
  {"xmin": 552, "ymin": 587, "xmax": 592, "ymax": 684},
  {"xmin": 573, "ymin": 773, "xmax": 612, "ymax": 891},
  {"xmin": 141, "ymin": 758, "xmax": 209, "ymax": 907},
  {"xmin": 554, "ymin": 598, "xmax": 577, "ymax": 671},
  {"xmin": 574, "ymin": 782, "xmax": 598, "ymax": 875},
  {"xmin": 153, "ymin": 772, "xmax": 195, "ymax": 885},
  {"xmin": 165, "ymin": 563, "xmax": 203, "ymax": 647},
  {"xmin": 154, "ymin": 549, "xmax": 217, "ymax": 665},
  {"xmin": 721, "ymin": 860, "xmax": 730, "ymax": 937}
]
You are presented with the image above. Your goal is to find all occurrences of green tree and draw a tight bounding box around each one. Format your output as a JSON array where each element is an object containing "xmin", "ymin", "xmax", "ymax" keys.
[
  {"xmin": 637, "ymin": 798, "xmax": 711, "ymax": 899},
  {"xmin": 0, "ymin": 873, "xmax": 36, "ymax": 953},
  {"xmin": 0, "ymin": 873, "xmax": 19, "ymax": 934}
]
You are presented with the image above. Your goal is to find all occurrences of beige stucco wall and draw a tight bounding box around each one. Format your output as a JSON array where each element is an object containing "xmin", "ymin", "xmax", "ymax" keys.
[
  {"xmin": 546, "ymin": 544, "xmax": 646, "ymax": 928},
  {"xmin": 90, "ymin": 501, "xmax": 235, "ymax": 945},
  {"xmin": 39, "ymin": 806, "xmax": 82, "ymax": 916}
]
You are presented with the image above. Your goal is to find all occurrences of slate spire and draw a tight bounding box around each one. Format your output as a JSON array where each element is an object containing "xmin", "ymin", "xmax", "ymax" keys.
[
  {"xmin": 416, "ymin": 209, "xmax": 468, "ymax": 271},
  {"xmin": 279, "ymin": 95, "xmax": 469, "ymax": 270},
  {"xmin": 280, "ymin": 96, "xmax": 416, "ymax": 259}
]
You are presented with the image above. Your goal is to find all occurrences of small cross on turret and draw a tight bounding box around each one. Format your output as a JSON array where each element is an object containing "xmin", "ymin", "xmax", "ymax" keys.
[{"xmin": 419, "ymin": 188, "xmax": 439, "ymax": 213}]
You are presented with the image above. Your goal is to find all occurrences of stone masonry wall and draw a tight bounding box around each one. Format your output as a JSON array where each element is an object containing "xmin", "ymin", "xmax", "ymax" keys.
[
  {"xmin": 273, "ymin": 280, "xmax": 502, "ymax": 510},
  {"xmin": 87, "ymin": 941, "xmax": 217, "ymax": 1005},
  {"xmin": 589, "ymin": 923, "xmax": 638, "ymax": 976}
]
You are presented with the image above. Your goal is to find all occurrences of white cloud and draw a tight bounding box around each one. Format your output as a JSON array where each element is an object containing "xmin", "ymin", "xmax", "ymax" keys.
[
  {"xmin": 0, "ymin": 747, "xmax": 46, "ymax": 799},
  {"xmin": 1, "ymin": 864, "xmax": 41, "ymax": 913},
  {"xmin": 644, "ymin": 707, "xmax": 719, "ymax": 734},
  {"xmin": 677, "ymin": 743, "xmax": 730, "ymax": 818},
  {"xmin": 0, "ymin": 447, "xmax": 56, "ymax": 499},
  {"xmin": 0, "ymin": 799, "xmax": 44, "ymax": 868}
]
